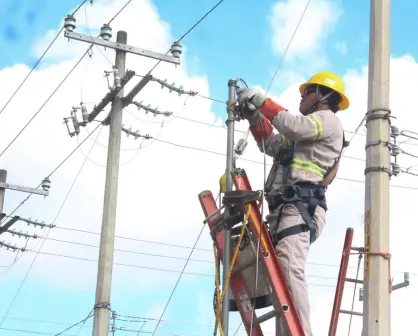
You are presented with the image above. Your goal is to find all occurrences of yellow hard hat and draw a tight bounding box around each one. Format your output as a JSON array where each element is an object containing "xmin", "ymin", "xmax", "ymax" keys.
[{"xmin": 299, "ymin": 72, "xmax": 350, "ymax": 111}]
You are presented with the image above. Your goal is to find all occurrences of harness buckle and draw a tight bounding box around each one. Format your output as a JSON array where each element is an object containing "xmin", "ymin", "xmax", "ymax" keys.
[{"xmin": 279, "ymin": 185, "xmax": 302, "ymax": 202}]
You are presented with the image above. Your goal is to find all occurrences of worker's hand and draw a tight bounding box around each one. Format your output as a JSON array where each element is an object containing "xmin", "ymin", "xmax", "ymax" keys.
[
  {"xmin": 236, "ymin": 88, "xmax": 267, "ymax": 108},
  {"xmin": 240, "ymin": 102, "xmax": 259, "ymax": 124}
]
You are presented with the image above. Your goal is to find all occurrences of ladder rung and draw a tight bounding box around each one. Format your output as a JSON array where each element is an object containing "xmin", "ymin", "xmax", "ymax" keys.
[
  {"xmin": 254, "ymin": 309, "xmax": 280, "ymax": 325},
  {"xmin": 345, "ymin": 278, "xmax": 363, "ymax": 284},
  {"xmin": 340, "ymin": 309, "xmax": 363, "ymax": 317}
]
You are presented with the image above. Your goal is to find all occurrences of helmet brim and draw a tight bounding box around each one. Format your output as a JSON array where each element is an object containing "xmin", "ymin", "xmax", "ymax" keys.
[{"xmin": 299, "ymin": 82, "xmax": 350, "ymax": 111}]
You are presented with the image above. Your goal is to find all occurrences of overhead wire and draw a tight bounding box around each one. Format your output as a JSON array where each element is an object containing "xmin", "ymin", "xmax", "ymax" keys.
[
  {"xmin": 30, "ymin": 236, "xmax": 348, "ymax": 281},
  {"xmin": 125, "ymin": 2, "xmax": 229, "ymax": 334},
  {"xmin": 0, "ymin": 123, "xmax": 104, "ymax": 330},
  {"xmin": 6, "ymin": 248, "xmax": 353, "ymax": 288},
  {"xmin": 146, "ymin": 136, "xmax": 418, "ymax": 189},
  {"xmin": 150, "ymin": 224, "xmax": 207, "ymax": 336},
  {"xmin": 231, "ymin": 3, "xmax": 313, "ymax": 327},
  {"xmin": 0, "ymin": 0, "xmax": 133, "ymax": 159},
  {"xmin": 24, "ymin": 226, "xmax": 418, "ymax": 276},
  {"xmin": 52, "ymin": 309, "xmax": 94, "ymax": 336},
  {"xmin": 0, "ymin": 0, "xmax": 90, "ymax": 118},
  {"xmin": 146, "ymin": 0, "xmax": 226, "ymax": 75},
  {"xmin": 0, "ymin": 309, "xmax": 93, "ymax": 336},
  {"xmin": 3, "ymin": 1, "xmax": 416, "ymax": 333},
  {"xmin": 0, "ymin": 121, "xmax": 102, "ymax": 224}
]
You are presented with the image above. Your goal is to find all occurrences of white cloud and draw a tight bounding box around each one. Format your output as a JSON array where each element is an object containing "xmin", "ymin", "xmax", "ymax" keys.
[
  {"xmin": 1, "ymin": 0, "xmax": 418, "ymax": 335},
  {"xmin": 335, "ymin": 41, "xmax": 348, "ymax": 55},
  {"xmin": 268, "ymin": 0, "xmax": 342, "ymax": 69}
]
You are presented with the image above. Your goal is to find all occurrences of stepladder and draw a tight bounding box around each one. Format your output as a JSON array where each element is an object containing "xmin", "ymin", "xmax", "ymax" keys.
[
  {"xmin": 198, "ymin": 167, "xmax": 306, "ymax": 336},
  {"xmin": 328, "ymin": 227, "xmax": 362, "ymax": 336}
]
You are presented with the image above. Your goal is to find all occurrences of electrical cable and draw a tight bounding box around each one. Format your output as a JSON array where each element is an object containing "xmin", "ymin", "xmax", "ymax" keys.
[
  {"xmin": 52, "ymin": 309, "xmax": 94, "ymax": 336},
  {"xmin": 0, "ymin": 122, "xmax": 103, "ymax": 225},
  {"xmin": 150, "ymin": 223, "xmax": 207, "ymax": 336},
  {"xmin": 0, "ymin": 49, "xmax": 92, "ymax": 160},
  {"xmin": 0, "ymin": 0, "xmax": 135, "ymax": 222},
  {"xmin": 149, "ymin": 137, "xmax": 418, "ymax": 189},
  {"xmin": 97, "ymin": 3, "xmax": 238, "ymax": 325},
  {"xmin": 18, "ymin": 247, "xmax": 344, "ymax": 285},
  {"xmin": 141, "ymin": 109, "xmax": 366, "ymax": 137},
  {"xmin": 0, "ymin": 0, "xmax": 90, "ymax": 118},
  {"xmin": 0, "ymin": 123, "xmax": 104, "ymax": 331},
  {"xmin": 14, "ymin": 228, "xmax": 416, "ymax": 276},
  {"xmin": 249, "ymin": 104, "xmax": 266, "ymax": 336},
  {"xmin": 234, "ymin": 4, "xmax": 313, "ymax": 325},
  {"xmin": 265, "ymin": 0, "xmax": 311, "ymax": 96},
  {"xmin": 0, "ymin": 0, "xmax": 133, "ymax": 159},
  {"xmin": 84, "ymin": 4, "xmax": 114, "ymax": 67},
  {"xmin": 146, "ymin": 0, "xmax": 226, "ymax": 75}
]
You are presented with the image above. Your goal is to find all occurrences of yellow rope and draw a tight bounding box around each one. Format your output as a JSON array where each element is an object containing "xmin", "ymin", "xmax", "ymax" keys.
[{"xmin": 214, "ymin": 204, "xmax": 252, "ymax": 336}]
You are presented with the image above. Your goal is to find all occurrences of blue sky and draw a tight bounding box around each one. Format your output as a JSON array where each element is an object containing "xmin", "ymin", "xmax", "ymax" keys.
[
  {"xmin": 1, "ymin": 0, "xmax": 418, "ymax": 335},
  {"xmin": 2, "ymin": 0, "xmax": 418, "ymax": 120}
]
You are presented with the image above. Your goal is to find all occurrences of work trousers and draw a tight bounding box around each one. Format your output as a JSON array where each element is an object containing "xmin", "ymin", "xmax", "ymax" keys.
[{"xmin": 268, "ymin": 203, "xmax": 326, "ymax": 336}]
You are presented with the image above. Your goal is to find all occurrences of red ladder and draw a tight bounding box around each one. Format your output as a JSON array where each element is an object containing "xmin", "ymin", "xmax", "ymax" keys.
[
  {"xmin": 198, "ymin": 168, "xmax": 305, "ymax": 336},
  {"xmin": 328, "ymin": 227, "xmax": 364, "ymax": 335}
]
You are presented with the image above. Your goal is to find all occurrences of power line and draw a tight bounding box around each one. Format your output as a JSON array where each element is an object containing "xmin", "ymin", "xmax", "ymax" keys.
[
  {"xmin": 149, "ymin": 109, "xmax": 367, "ymax": 138},
  {"xmin": 49, "ymin": 226, "xmax": 417, "ymax": 276},
  {"xmin": 145, "ymin": 137, "xmax": 418, "ymax": 190},
  {"xmin": 0, "ymin": 316, "xmax": 92, "ymax": 328},
  {"xmin": 0, "ymin": 0, "xmax": 132, "ymax": 159},
  {"xmin": 265, "ymin": 0, "xmax": 311, "ymax": 95},
  {"xmin": 0, "ymin": 326, "xmax": 221, "ymax": 336},
  {"xmin": 147, "ymin": 0, "xmax": 227, "ymax": 74},
  {"xmin": 0, "ymin": 328, "xmax": 70, "ymax": 336},
  {"xmin": 0, "ymin": 124, "xmax": 103, "ymax": 330},
  {"xmin": 0, "ymin": 315, "xmax": 244, "ymax": 334},
  {"xmin": 0, "ymin": 122, "xmax": 102, "ymax": 223},
  {"xmin": 20, "ymin": 249, "xmax": 349, "ymax": 287},
  {"xmin": 52, "ymin": 309, "xmax": 93, "ymax": 336},
  {"xmin": 150, "ymin": 225, "xmax": 207, "ymax": 335},
  {"xmin": 0, "ymin": 0, "xmax": 90, "ymax": 118}
]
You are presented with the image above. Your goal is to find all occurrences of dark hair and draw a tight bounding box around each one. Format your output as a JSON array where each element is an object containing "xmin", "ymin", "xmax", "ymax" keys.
[{"xmin": 318, "ymin": 85, "xmax": 342, "ymax": 113}]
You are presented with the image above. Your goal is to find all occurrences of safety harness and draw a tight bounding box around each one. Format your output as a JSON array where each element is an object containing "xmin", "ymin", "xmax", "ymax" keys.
[
  {"xmin": 266, "ymin": 133, "xmax": 348, "ymax": 246},
  {"xmin": 266, "ymin": 85, "xmax": 348, "ymax": 246}
]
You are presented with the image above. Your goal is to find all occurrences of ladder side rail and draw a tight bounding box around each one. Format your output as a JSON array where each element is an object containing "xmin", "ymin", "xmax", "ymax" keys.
[
  {"xmin": 231, "ymin": 169, "xmax": 306, "ymax": 336},
  {"xmin": 198, "ymin": 190, "xmax": 264, "ymax": 336},
  {"xmin": 328, "ymin": 227, "xmax": 354, "ymax": 336}
]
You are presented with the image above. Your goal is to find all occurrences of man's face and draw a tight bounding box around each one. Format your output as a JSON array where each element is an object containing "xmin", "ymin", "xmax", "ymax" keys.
[{"xmin": 299, "ymin": 85, "xmax": 317, "ymax": 115}]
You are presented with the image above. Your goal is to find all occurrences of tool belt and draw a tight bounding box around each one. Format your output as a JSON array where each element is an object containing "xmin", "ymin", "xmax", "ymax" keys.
[{"xmin": 265, "ymin": 182, "xmax": 327, "ymax": 245}]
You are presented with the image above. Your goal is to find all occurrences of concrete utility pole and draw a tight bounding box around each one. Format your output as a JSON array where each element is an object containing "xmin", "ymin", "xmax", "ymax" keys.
[
  {"xmin": 363, "ymin": 0, "xmax": 391, "ymax": 335},
  {"xmin": 221, "ymin": 79, "xmax": 238, "ymax": 334},
  {"xmin": 0, "ymin": 169, "xmax": 7, "ymax": 215},
  {"xmin": 62, "ymin": 15, "xmax": 182, "ymax": 336},
  {"xmin": 92, "ymin": 30, "xmax": 126, "ymax": 336}
]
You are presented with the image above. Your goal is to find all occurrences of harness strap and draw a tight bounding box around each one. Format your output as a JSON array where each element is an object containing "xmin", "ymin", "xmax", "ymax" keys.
[
  {"xmin": 270, "ymin": 126, "xmax": 349, "ymax": 246},
  {"xmin": 319, "ymin": 132, "xmax": 348, "ymax": 188},
  {"xmin": 274, "ymin": 200, "xmax": 319, "ymax": 245}
]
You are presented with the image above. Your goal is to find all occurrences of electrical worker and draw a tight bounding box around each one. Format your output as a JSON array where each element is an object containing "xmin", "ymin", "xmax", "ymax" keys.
[{"xmin": 236, "ymin": 72, "xmax": 349, "ymax": 335}]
